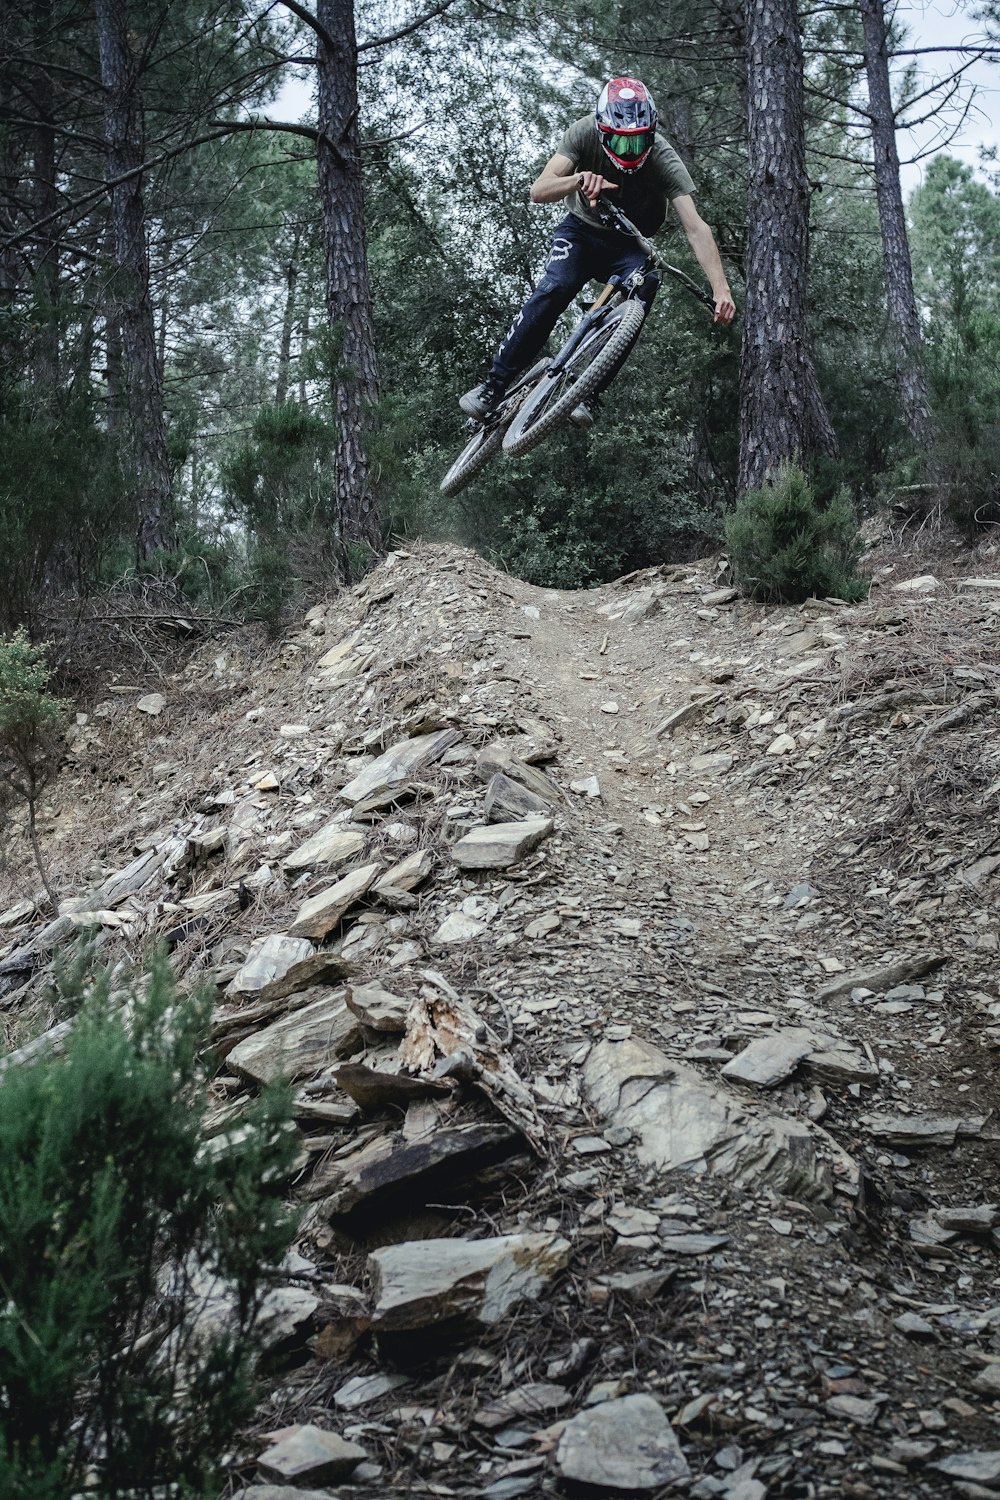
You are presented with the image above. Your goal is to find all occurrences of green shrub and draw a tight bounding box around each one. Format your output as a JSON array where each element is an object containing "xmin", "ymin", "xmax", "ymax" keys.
[
  {"xmin": 0, "ymin": 396, "xmax": 131, "ymax": 629},
  {"xmin": 725, "ymin": 465, "xmax": 868, "ymax": 603},
  {"xmin": 0, "ymin": 950, "xmax": 298, "ymax": 1500},
  {"xmin": 0, "ymin": 631, "xmax": 67, "ymax": 913}
]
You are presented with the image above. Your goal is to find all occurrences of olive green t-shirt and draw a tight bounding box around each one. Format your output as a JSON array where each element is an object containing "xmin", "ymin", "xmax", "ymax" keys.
[{"xmin": 555, "ymin": 116, "xmax": 695, "ymax": 236}]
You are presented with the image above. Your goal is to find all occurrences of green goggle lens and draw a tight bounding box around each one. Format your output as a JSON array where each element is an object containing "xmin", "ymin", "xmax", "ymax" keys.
[{"xmin": 604, "ymin": 131, "xmax": 652, "ymax": 159}]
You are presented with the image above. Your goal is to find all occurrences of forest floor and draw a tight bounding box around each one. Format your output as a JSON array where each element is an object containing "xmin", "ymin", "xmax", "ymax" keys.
[{"xmin": 2, "ymin": 535, "xmax": 1000, "ymax": 1498}]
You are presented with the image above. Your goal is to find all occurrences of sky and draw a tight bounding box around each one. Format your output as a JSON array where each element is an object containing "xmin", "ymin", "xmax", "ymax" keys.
[
  {"xmin": 894, "ymin": 0, "xmax": 1000, "ymax": 193},
  {"xmin": 273, "ymin": 1, "xmax": 1000, "ymax": 198}
]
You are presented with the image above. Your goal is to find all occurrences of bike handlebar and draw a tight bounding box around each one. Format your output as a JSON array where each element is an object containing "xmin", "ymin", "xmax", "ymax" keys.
[{"xmin": 593, "ymin": 193, "xmax": 717, "ymax": 314}]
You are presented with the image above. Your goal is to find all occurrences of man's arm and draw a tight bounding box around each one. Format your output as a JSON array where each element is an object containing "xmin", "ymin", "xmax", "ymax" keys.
[
  {"xmin": 530, "ymin": 152, "xmax": 617, "ymax": 206},
  {"xmin": 671, "ymin": 195, "xmax": 735, "ymax": 326}
]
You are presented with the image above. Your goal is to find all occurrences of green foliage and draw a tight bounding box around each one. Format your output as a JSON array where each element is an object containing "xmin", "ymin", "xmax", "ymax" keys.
[
  {"xmin": 0, "ymin": 629, "xmax": 66, "ymax": 792},
  {"xmin": 221, "ymin": 402, "xmax": 334, "ymax": 540},
  {"xmin": 0, "ymin": 949, "xmax": 298, "ymax": 1500},
  {"xmin": 725, "ymin": 465, "xmax": 868, "ymax": 603},
  {"xmin": 0, "ymin": 397, "xmax": 130, "ymax": 629},
  {"xmin": 908, "ymin": 158, "xmax": 1000, "ymax": 529},
  {"xmin": 0, "ymin": 629, "xmax": 66, "ymax": 908}
]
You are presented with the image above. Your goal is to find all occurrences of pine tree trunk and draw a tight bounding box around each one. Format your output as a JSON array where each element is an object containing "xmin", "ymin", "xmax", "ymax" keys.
[
  {"xmin": 859, "ymin": 0, "xmax": 936, "ymax": 450},
  {"xmin": 275, "ymin": 230, "xmax": 301, "ymax": 406},
  {"xmin": 738, "ymin": 0, "xmax": 837, "ymax": 492},
  {"xmin": 95, "ymin": 0, "xmax": 174, "ymax": 559},
  {"xmin": 315, "ymin": 0, "xmax": 381, "ymax": 558},
  {"xmin": 32, "ymin": 1, "xmax": 60, "ymax": 395}
]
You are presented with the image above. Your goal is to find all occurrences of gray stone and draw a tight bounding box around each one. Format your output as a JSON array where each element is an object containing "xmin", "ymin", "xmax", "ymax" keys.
[
  {"xmin": 862, "ymin": 1113, "xmax": 988, "ymax": 1147},
  {"xmin": 371, "ymin": 849, "xmax": 434, "ymax": 903},
  {"xmin": 230, "ymin": 934, "xmax": 314, "ymax": 996},
  {"xmin": 658, "ymin": 1232, "xmax": 730, "ymax": 1255},
  {"xmin": 484, "ymin": 772, "xmax": 553, "ymax": 821},
  {"xmin": 935, "ymin": 1204, "xmax": 998, "ymax": 1233},
  {"xmin": 931, "ymin": 1452, "xmax": 1000, "ymax": 1486},
  {"xmin": 817, "ymin": 953, "xmax": 945, "ymax": 1000},
  {"xmin": 332, "ymin": 1372, "xmax": 409, "ymax": 1409},
  {"xmin": 971, "ymin": 1365, "xmax": 1000, "ymax": 1398},
  {"xmin": 555, "ymin": 1395, "xmax": 690, "ymax": 1492},
  {"xmin": 345, "ymin": 982, "xmax": 409, "ymax": 1033},
  {"xmin": 825, "ymin": 1394, "xmax": 880, "ymax": 1425},
  {"xmin": 257, "ymin": 1425, "xmax": 367, "ymax": 1486},
  {"xmin": 136, "ymin": 692, "xmax": 165, "ymax": 715},
  {"xmin": 368, "ymin": 1232, "xmax": 571, "ymax": 1332},
  {"xmin": 339, "ymin": 730, "xmax": 460, "ymax": 803},
  {"xmin": 893, "ymin": 1312, "xmax": 936, "ymax": 1338},
  {"xmin": 227, "ymin": 993, "xmax": 360, "ymax": 1084},
  {"xmin": 721, "ymin": 1033, "xmax": 813, "ymax": 1088},
  {"xmin": 583, "ymin": 1036, "xmax": 856, "ymax": 1203},
  {"xmin": 288, "ymin": 863, "xmax": 382, "ymax": 940},
  {"xmin": 452, "ymin": 817, "xmax": 553, "ymax": 870},
  {"xmin": 235, "ymin": 1489, "xmax": 334, "ymax": 1500},
  {"xmin": 283, "ymin": 824, "xmax": 366, "ymax": 872}
]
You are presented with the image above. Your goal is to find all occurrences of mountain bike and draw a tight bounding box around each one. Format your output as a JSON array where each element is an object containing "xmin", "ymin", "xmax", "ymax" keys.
[{"xmin": 439, "ymin": 196, "xmax": 716, "ymax": 497}]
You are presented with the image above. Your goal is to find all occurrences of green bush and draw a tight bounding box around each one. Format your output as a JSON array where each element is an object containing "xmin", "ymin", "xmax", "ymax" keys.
[
  {"xmin": 0, "ymin": 396, "xmax": 131, "ymax": 629},
  {"xmin": 0, "ymin": 631, "xmax": 67, "ymax": 913},
  {"xmin": 0, "ymin": 950, "xmax": 298, "ymax": 1500},
  {"xmin": 725, "ymin": 465, "xmax": 868, "ymax": 603}
]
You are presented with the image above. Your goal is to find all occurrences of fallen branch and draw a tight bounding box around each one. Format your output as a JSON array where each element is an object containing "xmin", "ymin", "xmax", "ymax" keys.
[{"xmin": 914, "ymin": 690, "xmax": 1000, "ymax": 754}]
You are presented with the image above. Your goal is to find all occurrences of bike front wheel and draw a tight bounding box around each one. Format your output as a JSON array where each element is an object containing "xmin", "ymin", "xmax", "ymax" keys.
[
  {"xmin": 502, "ymin": 299, "xmax": 647, "ymax": 459},
  {"xmin": 439, "ymin": 422, "xmax": 506, "ymax": 497}
]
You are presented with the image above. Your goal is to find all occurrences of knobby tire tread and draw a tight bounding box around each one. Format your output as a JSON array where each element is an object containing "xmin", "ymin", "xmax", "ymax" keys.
[
  {"xmin": 439, "ymin": 422, "xmax": 505, "ymax": 496},
  {"xmin": 502, "ymin": 299, "xmax": 647, "ymax": 459}
]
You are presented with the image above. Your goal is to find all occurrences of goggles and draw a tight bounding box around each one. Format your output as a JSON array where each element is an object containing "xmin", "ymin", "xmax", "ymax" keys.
[{"xmin": 600, "ymin": 128, "xmax": 654, "ymax": 160}]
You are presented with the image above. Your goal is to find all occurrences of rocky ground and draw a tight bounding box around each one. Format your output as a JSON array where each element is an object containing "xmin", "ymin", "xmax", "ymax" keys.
[{"xmin": 2, "ymin": 540, "xmax": 999, "ymax": 1499}]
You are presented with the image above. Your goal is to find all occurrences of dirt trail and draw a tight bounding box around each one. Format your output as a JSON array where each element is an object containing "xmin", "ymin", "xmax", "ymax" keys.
[{"xmin": 2, "ymin": 542, "xmax": 999, "ymax": 1498}]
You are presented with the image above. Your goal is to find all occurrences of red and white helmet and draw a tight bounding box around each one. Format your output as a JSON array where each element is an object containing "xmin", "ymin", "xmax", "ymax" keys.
[{"xmin": 595, "ymin": 77, "xmax": 657, "ymax": 173}]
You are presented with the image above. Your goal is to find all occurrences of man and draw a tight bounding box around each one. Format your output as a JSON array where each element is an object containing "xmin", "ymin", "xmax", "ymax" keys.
[{"xmin": 461, "ymin": 76, "xmax": 736, "ymax": 426}]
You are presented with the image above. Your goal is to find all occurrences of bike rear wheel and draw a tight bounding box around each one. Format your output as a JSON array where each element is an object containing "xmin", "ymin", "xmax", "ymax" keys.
[{"xmin": 502, "ymin": 299, "xmax": 647, "ymax": 459}]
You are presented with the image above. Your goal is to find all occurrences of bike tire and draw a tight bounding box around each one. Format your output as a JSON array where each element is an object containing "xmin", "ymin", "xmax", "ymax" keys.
[
  {"xmin": 502, "ymin": 299, "xmax": 647, "ymax": 459},
  {"xmin": 439, "ymin": 421, "xmax": 505, "ymax": 497}
]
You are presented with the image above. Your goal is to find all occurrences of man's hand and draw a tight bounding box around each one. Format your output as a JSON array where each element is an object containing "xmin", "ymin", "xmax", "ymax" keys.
[
  {"xmin": 713, "ymin": 290, "xmax": 736, "ymax": 326},
  {"xmin": 578, "ymin": 171, "xmax": 617, "ymax": 204}
]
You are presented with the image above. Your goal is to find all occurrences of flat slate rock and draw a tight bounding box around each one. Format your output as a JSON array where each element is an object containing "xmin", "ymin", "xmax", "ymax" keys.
[
  {"xmin": 283, "ymin": 824, "xmax": 366, "ymax": 872},
  {"xmin": 584, "ymin": 1036, "xmax": 856, "ymax": 1204},
  {"xmin": 345, "ymin": 982, "xmax": 410, "ymax": 1032},
  {"xmin": 312, "ymin": 1121, "xmax": 521, "ymax": 1222},
  {"xmin": 288, "ymin": 863, "xmax": 382, "ymax": 940},
  {"xmin": 339, "ymin": 730, "xmax": 460, "ymax": 803},
  {"xmin": 473, "ymin": 1382, "xmax": 572, "ymax": 1429},
  {"xmin": 930, "ymin": 1451, "xmax": 1000, "ymax": 1486},
  {"xmin": 372, "ymin": 849, "xmax": 433, "ymax": 903},
  {"xmin": 452, "ymin": 817, "xmax": 553, "ymax": 870},
  {"xmin": 230, "ymin": 934, "xmax": 314, "ymax": 996},
  {"xmin": 555, "ymin": 1395, "xmax": 690, "ymax": 1492},
  {"xmin": 227, "ymin": 993, "xmax": 360, "ymax": 1084},
  {"xmin": 333, "ymin": 1372, "xmax": 409, "ymax": 1409},
  {"xmin": 861, "ymin": 1113, "xmax": 988, "ymax": 1147},
  {"xmin": 368, "ymin": 1231, "xmax": 571, "ymax": 1332},
  {"xmin": 258, "ymin": 1425, "xmax": 367, "ymax": 1486},
  {"xmin": 721, "ymin": 1033, "xmax": 815, "ymax": 1088},
  {"xmin": 235, "ymin": 1489, "xmax": 334, "ymax": 1500},
  {"xmin": 484, "ymin": 771, "xmax": 553, "ymax": 822}
]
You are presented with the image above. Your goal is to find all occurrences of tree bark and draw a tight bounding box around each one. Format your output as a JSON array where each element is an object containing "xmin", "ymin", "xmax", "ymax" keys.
[
  {"xmin": 31, "ymin": 1, "xmax": 60, "ymax": 395},
  {"xmin": 859, "ymin": 0, "xmax": 937, "ymax": 450},
  {"xmin": 738, "ymin": 0, "xmax": 837, "ymax": 492},
  {"xmin": 95, "ymin": 0, "xmax": 175, "ymax": 558},
  {"xmin": 315, "ymin": 0, "xmax": 381, "ymax": 558}
]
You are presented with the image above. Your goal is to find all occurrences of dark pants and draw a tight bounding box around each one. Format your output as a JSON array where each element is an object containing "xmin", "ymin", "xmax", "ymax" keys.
[{"xmin": 490, "ymin": 213, "xmax": 660, "ymax": 389}]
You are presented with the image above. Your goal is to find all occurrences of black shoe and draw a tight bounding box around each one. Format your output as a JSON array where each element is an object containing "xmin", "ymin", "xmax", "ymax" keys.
[
  {"xmin": 459, "ymin": 379, "xmax": 506, "ymax": 420},
  {"xmin": 570, "ymin": 394, "xmax": 600, "ymax": 428}
]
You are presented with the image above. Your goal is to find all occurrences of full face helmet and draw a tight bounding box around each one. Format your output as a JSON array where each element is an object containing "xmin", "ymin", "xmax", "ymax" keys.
[{"xmin": 595, "ymin": 77, "xmax": 657, "ymax": 173}]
